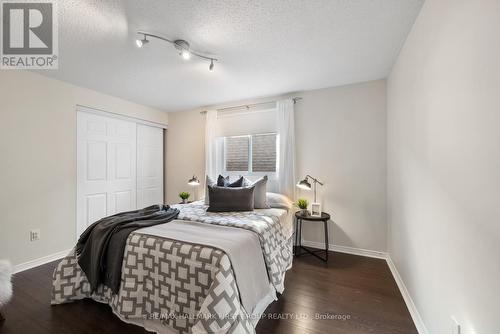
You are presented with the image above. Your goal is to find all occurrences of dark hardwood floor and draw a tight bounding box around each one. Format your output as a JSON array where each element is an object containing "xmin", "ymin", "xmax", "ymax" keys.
[{"xmin": 0, "ymin": 250, "xmax": 417, "ymax": 334}]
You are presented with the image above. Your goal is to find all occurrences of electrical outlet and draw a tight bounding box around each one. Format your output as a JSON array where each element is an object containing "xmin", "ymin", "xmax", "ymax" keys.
[
  {"xmin": 451, "ymin": 316, "xmax": 461, "ymax": 334},
  {"xmin": 30, "ymin": 229, "xmax": 41, "ymax": 241}
]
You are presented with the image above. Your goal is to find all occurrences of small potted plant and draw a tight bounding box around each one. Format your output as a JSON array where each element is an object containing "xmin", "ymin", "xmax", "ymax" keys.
[
  {"xmin": 296, "ymin": 198, "xmax": 309, "ymax": 216},
  {"xmin": 179, "ymin": 191, "xmax": 190, "ymax": 204}
]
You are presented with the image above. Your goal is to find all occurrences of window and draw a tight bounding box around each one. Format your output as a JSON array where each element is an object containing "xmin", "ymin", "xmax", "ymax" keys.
[
  {"xmin": 224, "ymin": 133, "xmax": 277, "ymax": 174},
  {"xmin": 225, "ymin": 136, "xmax": 249, "ymax": 171},
  {"xmin": 252, "ymin": 134, "xmax": 277, "ymax": 172}
]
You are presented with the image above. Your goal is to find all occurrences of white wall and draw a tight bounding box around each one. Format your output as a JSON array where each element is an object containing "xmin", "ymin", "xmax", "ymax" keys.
[
  {"xmin": 166, "ymin": 80, "xmax": 387, "ymax": 252},
  {"xmin": 387, "ymin": 1, "xmax": 500, "ymax": 333},
  {"xmin": 0, "ymin": 71, "xmax": 167, "ymax": 266},
  {"xmin": 297, "ymin": 81, "xmax": 387, "ymax": 252},
  {"xmin": 165, "ymin": 109, "xmax": 206, "ymax": 203}
]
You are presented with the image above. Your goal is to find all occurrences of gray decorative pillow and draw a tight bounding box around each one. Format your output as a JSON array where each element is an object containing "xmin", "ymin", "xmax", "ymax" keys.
[
  {"xmin": 217, "ymin": 175, "xmax": 244, "ymax": 187},
  {"xmin": 217, "ymin": 175, "xmax": 230, "ymax": 186},
  {"xmin": 204, "ymin": 175, "xmax": 216, "ymax": 205},
  {"xmin": 242, "ymin": 175, "xmax": 270, "ymax": 209},
  {"xmin": 207, "ymin": 185, "xmax": 255, "ymax": 212}
]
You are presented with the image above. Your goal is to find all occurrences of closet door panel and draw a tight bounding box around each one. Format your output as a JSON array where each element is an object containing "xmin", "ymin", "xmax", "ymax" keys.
[
  {"xmin": 86, "ymin": 141, "xmax": 107, "ymax": 180},
  {"xmin": 137, "ymin": 124, "xmax": 164, "ymax": 208},
  {"xmin": 86, "ymin": 193, "xmax": 107, "ymax": 226},
  {"xmin": 106, "ymin": 119, "xmax": 137, "ymax": 216},
  {"xmin": 77, "ymin": 111, "xmax": 137, "ymax": 237}
]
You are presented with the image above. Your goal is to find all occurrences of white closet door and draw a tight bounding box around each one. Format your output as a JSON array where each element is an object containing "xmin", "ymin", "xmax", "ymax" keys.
[
  {"xmin": 136, "ymin": 124, "xmax": 164, "ymax": 208},
  {"xmin": 77, "ymin": 112, "xmax": 137, "ymax": 237}
]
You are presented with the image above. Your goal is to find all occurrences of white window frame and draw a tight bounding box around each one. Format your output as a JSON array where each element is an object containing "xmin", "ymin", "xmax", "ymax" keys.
[{"xmin": 222, "ymin": 132, "xmax": 279, "ymax": 179}]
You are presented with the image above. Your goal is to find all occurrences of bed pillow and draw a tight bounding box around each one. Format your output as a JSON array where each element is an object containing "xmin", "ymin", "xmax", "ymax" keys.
[
  {"xmin": 207, "ymin": 185, "xmax": 255, "ymax": 212},
  {"xmin": 204, "ymin": 175, "xmax": 216, "ymax": 205},
  {"xmin": 217, "ymin": 175, "xmax": 244, "ymax": 187},
  {"xmin": 242, "ymin": 175, "xmax": 270, "ymax": 209},
  {"xmin": 217, "ymin": 175, "xmax": 229, "ymax": 186},
  {"xmin": 205, "ymin": 175, "xmax": 245, "ymax": 204},
  {"xmin": 266, "ymin": 192, "xmax": 294, "ymax": 210}
]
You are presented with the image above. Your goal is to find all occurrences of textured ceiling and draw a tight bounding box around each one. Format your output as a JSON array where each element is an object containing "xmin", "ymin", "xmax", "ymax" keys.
[{"xmin": 36, "ymin": 0, "xmax": 423, "ymax": 111}]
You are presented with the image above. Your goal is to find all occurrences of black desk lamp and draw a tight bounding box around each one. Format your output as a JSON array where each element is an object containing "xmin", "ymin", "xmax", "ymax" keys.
[{"xmin": 296, "ymin": 175, "xmax": 324, "ymax": 202}]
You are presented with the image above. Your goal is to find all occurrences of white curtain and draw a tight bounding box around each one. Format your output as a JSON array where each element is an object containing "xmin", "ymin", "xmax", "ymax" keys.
[
  {"xmin": 276, "ymin": 99, "xmax": 296, "ymax": 199},
  {"xmin": 205, "ymin": 110, "xmax": 218, "ymax": 180}
]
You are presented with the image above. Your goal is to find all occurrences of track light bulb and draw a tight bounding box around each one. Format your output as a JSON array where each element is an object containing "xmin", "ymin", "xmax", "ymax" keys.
[
  {"xmin": 136, "ymin": 36, "xmax": 148, "ymax": 48},
  {"xmin": 181, "ymin": 50, "xmax": 191, "ymax": 60},
  {"xmin": 209, "ymin": 60, "xmax": 214, "ymax": 71}
]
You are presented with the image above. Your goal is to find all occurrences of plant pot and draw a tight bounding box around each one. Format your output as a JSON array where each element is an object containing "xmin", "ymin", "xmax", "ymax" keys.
[
  {"xmin": 300, "ymin": 209, "xmax": 309, "ymax": 216},
  {"xmin": 181, "ymin": 199, "xmax": 187, "ymax": 204}
]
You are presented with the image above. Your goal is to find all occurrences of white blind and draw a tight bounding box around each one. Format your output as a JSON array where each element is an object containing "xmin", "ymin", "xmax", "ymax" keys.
[
  {"xmin": 225, "ymin": 136, "xmax": 249, "ymax": 171},
  {"xmin": 224, "ymin": 134, "xmax": 277, "ymax": 173},
  {"xmin": 252, "ymin": 134, "xmax": 277, "ymax": 172}
]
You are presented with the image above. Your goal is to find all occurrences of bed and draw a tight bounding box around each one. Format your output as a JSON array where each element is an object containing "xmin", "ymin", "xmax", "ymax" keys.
[{"xmin": 51, "ymin": 201, "xmax": 294, "ymax": 334}]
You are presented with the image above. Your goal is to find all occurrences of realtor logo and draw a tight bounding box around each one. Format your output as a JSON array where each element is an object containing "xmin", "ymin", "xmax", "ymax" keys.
[{"xmin": 1, "ymin": 0, "xmax": 58, "ymax": 69}]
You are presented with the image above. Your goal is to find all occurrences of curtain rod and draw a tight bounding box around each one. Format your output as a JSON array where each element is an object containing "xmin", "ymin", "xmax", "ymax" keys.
[{"xmin": 200, "ymin": 97, "xmax": 302, "ymax": 114}]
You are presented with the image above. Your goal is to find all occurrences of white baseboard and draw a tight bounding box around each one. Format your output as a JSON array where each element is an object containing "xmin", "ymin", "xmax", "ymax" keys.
[
  {"xmin": 13, "ymin": 249, "xmax": 72, "ymax": 274},
  {"xmin": 301, "ymin": 240, "xmax": 428, "ymax": 334},
  {"xmin": 301, "ymin": 240, "xmax": 388, "ymax": 259},
  {"xmin": 386, "ymin": 255, "xmax": 429, "ymax": 334}
]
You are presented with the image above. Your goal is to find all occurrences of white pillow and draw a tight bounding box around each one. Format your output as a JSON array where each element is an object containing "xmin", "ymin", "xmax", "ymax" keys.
[
  {"xmin": 266, "ymin": 192, "xmax": 293, "ymax": 210},
  {"xmin": 242, "ymin": 176, "xmax": 270, "ymax": 209}
]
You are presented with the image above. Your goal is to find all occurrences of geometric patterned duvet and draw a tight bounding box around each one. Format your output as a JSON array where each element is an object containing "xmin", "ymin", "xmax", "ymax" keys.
[
  {"xmin": 173, "ymin": 202, "xmax": 294, "ymax": 293},
  {"xmin": 51, "ymin": 203, "xmax": 293, "ymax": 334}
]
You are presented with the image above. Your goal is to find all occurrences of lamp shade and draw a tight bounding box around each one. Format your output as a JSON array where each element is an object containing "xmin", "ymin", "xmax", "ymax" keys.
[
  {"xmin": 187, "ymin": 175, "xmax": 200, "ymax": 186},
  {"xmin": 296, "ymin": 177, "xmax": 312, "ymax": 190}
]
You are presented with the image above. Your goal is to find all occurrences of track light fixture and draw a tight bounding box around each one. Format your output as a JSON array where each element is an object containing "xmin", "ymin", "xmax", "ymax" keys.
[
  {"xmin": 135, "ymin": 32, "xmax": 217, "ymax": 71},
  {"xmin": 135, "ymin": 35, "xmax": 149, "ymax": 48},
  {"xmin": 173, "ymin": 39, "xmax": 191, "ymax": 60}
]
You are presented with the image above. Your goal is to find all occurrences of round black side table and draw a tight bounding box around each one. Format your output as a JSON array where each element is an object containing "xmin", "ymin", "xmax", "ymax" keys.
[{"xmin": 294, "ymin": 211, "xmax": 331, "ymax": 262}]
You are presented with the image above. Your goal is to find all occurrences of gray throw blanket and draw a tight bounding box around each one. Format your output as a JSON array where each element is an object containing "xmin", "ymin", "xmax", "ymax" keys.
[{"xmin": 75, "ymin": 205, "xmax": 179, "ymax": 294}]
